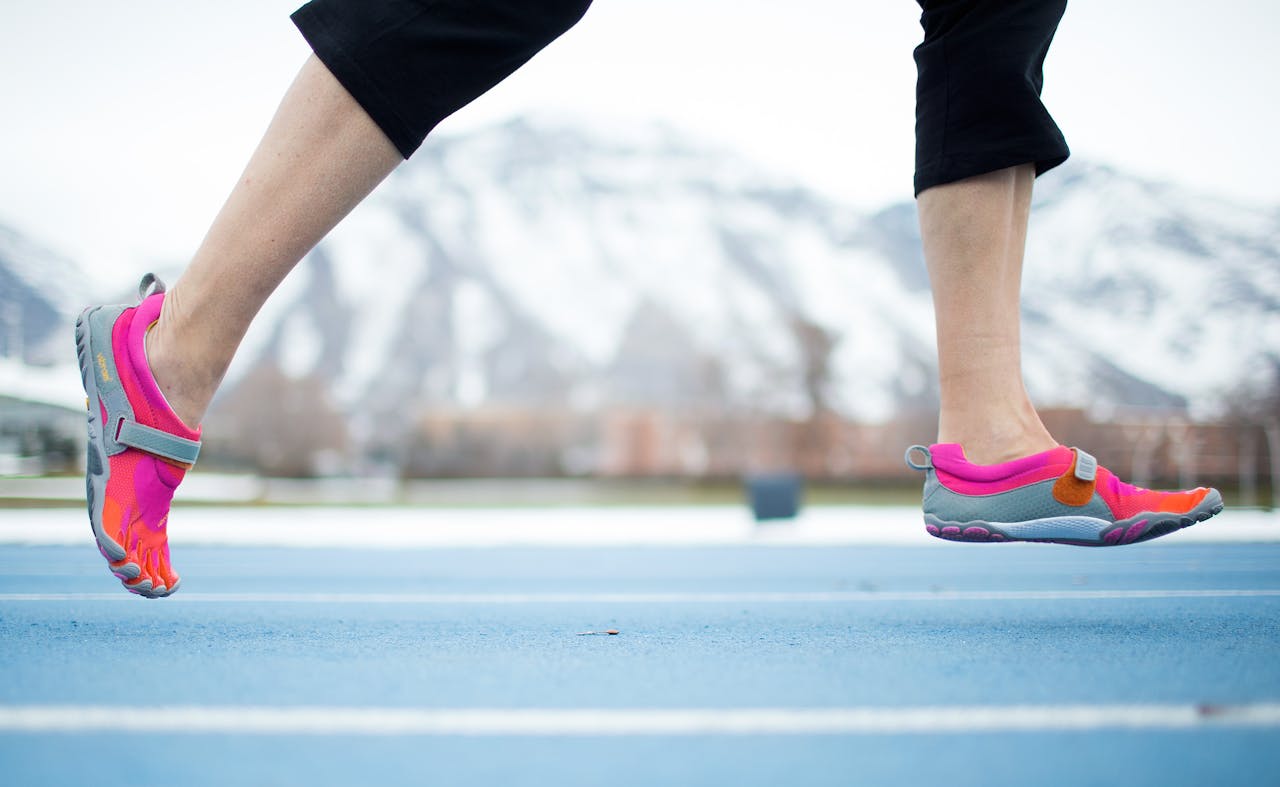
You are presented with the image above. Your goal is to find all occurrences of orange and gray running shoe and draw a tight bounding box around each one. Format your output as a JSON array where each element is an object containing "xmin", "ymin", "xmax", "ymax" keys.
[
  {"xmin": 905, "ymin": 443, "xmax": 1223, "ymax": 546},
  {"xmin": 75, "ymin": 275, "xmax": 201, "ymax": 597}
]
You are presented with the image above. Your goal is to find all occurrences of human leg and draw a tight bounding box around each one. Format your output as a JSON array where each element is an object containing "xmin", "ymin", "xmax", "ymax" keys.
[
  {"xmin": 146, "ymin": 54, "xmax": 402, "ymax": 430},
  {"xmin": 906, "ymin": 0, "xmax": 1222, "ymax": 544},
  {"xmin": 912, "ymin": 0, "xmax": 1069, "ymax": 464},
  {"xmin": 910, "ymin": 165, "xmax": 1223, "ymax": 545},
  {"xmin": 152, "ymin": 0, "xmax": 594, "ymax": 429},
  {"xmin": 917, "ymin": 163, "xmax": 1053, "ymax": 466},
  {"xmin": 79, "ymin": 0, "xmax": 593, "ymax": 595}
]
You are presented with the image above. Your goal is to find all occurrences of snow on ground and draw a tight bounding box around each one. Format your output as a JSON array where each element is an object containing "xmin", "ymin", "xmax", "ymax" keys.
[{"xmin": 0, "ymin": 504, "xmax": 1275, "ymax": 549}]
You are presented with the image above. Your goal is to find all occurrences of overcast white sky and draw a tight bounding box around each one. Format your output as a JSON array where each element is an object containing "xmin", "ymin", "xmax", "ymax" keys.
[{"xmin": 1, "ymin": 1, "xmax": 1277, "ymax": 287}]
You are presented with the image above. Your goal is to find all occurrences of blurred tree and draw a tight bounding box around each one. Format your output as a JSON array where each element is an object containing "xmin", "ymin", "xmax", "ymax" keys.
[
  {"xmin": 202, "ymin": 364, "xmax": 348, "ymax": 477},
  {"xmin": 1222, "ymin": 359, "xmax": 1280, "ymax": 508}
]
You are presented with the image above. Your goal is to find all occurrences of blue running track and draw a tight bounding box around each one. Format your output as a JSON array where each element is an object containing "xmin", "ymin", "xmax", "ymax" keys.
[{"xmin": 1, "ymin": 514, "xmax": 1278, "ymax": 786}]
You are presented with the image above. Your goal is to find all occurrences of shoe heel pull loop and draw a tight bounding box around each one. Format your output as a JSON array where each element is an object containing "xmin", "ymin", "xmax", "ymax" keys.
[
  {"xmin": 904, "ymin": 444, "xmax": 933, "ymax": 472},
  {"xmin": 137, "ymin": 273, "xmax": 166, "ymax": 301}
]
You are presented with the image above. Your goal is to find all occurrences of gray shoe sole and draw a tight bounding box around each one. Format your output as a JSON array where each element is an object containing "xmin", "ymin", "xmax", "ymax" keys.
[{"xmin": 924, "ymin": 489, "xmax": 1225, "ymax": 546}]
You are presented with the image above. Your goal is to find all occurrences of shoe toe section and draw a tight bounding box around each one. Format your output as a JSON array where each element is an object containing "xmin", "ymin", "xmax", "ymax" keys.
[
  {"xmin": 1202, "ymin": 487, "xmax": 1224, "ymax": 512},
  {"xmin": 153, "ymin": 552, "xmax": 181, "ymax": 597},
  {"xmin": 122, "ymin": 575, "xmax": 153, "ymax": 594},
  {"xmin": 108, "ymin": 557, "xmax": 141, "ymax": 580},
  {"xmin": 93, "ymin": 529, "xmax": 127, "ymax": 563},
  {"xmin": 115, "ymin": 547, "xmax": 178, "ymax": 598},
  {"xmin": 138, "ymin": 549, "xmax": 166, "ymax": 594},
  {"xmin": 1154, "ymin": 487, "xmax": 1210, "ymax": 514}
]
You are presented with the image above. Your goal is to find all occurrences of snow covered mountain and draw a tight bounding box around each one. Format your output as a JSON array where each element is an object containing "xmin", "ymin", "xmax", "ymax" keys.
[
  {"xmin": 229, "ymin": 118, "xmax": 938, "ymax": 433},
  {"xmin": 0, "ymin": 224, "xmax": 91, "ymax": 411},
  {"xmin": 221, "ymin": 116, "xmax": 1278, "ymax": 439},
  {"xmin": 0, "ymin": 223, "xmax": 89, "ymax": 366},
  {"xmin": 3, "ymin": 116, "xmax": 1277, "ymax": 442},
  {"xmin": 1021, "ymin": 163, "xmax": 1280, "ymax": 415}
]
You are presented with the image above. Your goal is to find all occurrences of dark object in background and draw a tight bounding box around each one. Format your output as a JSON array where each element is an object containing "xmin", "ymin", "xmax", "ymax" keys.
[{"xmin": 745, "ymin": 472, "xmax": 803, "ymax": 521}]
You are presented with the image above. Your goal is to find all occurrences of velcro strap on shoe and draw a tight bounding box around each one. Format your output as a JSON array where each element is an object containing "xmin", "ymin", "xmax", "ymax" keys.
[
  {"xmin": 116, "ymin": 419, "xmax": 201, "ymax": 466},
  {"xmin": 1052, "ymin": 448, "xmax": 1097, "ymax": 507}
]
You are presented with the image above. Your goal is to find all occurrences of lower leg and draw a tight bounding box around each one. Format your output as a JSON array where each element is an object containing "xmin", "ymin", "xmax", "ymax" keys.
[
  {"xmin": 145, "ymin": 55, "xmax": 402, "ymax": 428},
  {"xmin": 917, "ymin": 164, "xmax": 1056, "ymax": 465}
]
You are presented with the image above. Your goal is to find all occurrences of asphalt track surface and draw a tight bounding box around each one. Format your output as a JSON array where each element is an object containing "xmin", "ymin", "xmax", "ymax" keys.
[{"xmin": 1, "ymin": 509, "xmax": 1278, "ymax": 786}]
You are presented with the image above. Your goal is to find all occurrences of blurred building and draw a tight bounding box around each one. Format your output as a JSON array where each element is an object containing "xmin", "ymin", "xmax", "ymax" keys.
[{"xmin": 0, "ymin": 395, "xmax": 80, "ymax": 475}]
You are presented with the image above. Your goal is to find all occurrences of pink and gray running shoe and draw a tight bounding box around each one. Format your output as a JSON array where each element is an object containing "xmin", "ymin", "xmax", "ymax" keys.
[
  {"xmin": 905, "ymin": 443, "xmax": 1223, "ymax": 546},
  {"xmin": 75, "ymin": 274, "xmax": 201, "ymax": 597}
]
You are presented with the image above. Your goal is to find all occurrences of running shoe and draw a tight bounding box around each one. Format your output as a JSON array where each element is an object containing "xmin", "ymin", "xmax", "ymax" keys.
[
  {"xmin": 904, "ymin": 443, "xmax": 1223, "ymax": 546},
  {"xmin": 75, "ymin": 274, "xmax": 201, "ymax": 597}
]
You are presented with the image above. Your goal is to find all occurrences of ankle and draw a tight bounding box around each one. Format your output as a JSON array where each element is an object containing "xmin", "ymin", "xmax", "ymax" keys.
[
  {"xmin": 143, "ymin": 318, "xmax": 218, "ymax": 430},
  {"xmin": 938, "ymin": 405, "xmax": 1057, "ymax": 465},
  {"xmin": 952, "ymin": 433, "xmax": 1058, "ymax": 466}
]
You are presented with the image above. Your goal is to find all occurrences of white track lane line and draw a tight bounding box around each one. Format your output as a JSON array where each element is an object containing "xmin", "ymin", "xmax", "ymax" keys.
[
  {"xmin": 2, "ymin": 589, "xmax": 1279, "ymax": 603},
  {"xmin": 1, "ymin": 704, "xmax": 1278, "ymax": 735}
]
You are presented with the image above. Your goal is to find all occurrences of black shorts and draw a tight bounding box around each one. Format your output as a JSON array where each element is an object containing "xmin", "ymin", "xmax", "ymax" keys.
[
  {"xmin": 291, "ymin": 0, "xmax": 592, "ymax": 159},
  {"xmin": 912, "ymin": 0, "xmax": 1070, "ymax": 194},
  {"xmin": 292, "ymin": 0, "xmax": 1070, "ymax": 194}
]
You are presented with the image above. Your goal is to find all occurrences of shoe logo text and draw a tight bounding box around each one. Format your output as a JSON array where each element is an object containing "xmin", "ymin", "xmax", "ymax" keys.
[{"xmin": 96, "ymin": 353, "xmax": 112, "ymax": 383}]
